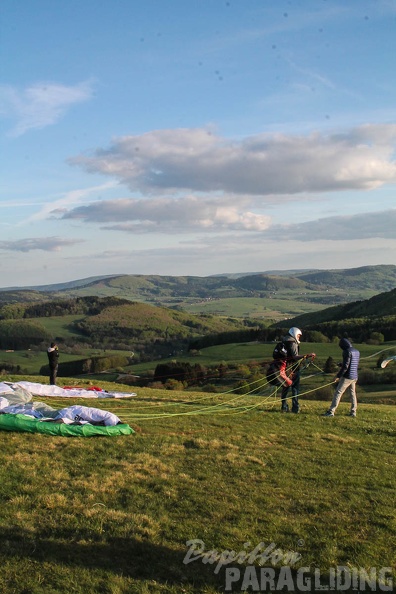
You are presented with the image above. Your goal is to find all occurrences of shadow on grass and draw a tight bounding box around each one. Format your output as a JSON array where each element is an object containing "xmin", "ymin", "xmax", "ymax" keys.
[
  {"xmin": 0, "ymin": 525, "xmax": 222, "ymax": 589},
  {"xmin": 1, "ymin": 526, "xmax": 391, "ymax": 592}
]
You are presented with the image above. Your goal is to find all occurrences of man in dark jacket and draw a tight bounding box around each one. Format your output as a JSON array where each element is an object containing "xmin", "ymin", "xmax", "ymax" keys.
[
  {"xmin": 323, "ymin": 337, "xmax": 360, "ymax": 417},
  {"xmin": 47, "ymin": 342, "xmax": 59, "ymax": 385},
  {"xmin": 281, "ymin": 327, "xmax": 315, "ymax": 413}
]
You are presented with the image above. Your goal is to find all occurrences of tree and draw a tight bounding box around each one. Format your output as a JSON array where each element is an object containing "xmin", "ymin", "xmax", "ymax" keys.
[
  {"xmin": 235, "ymin": 380, "xmax": 250, "ymax": 395},
  {"xmin": 0, "ymin": 319, "xmax": 51, "ymax": 349},
  {"xmin": 324, "ymin": 356, "xmax": 338, "ymax": 373},
  {"xmin": 164, "ymin": 378, "xmax": 185, "ymax": 390},
  {"xmin": 305, "ymin": 330, "xmax": 329, "ymax": 342},
  {"xmin": 367, "ymin": 332, "xmax": 384, "ymax": 345}
]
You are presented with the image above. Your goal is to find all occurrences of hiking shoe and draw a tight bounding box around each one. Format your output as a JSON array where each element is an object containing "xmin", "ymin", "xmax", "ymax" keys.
[{"xmin": 323, "ymin": 411, "xmax": 334, "ymax": 417}]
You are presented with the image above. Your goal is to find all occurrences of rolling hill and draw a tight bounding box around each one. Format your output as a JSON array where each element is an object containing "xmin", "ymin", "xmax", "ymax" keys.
[
  {"xmin": 0, "ymin": 266, "xmax": 395, "ymax": 313},
  {"xmin": 0, "ymin": 296, "xmax": 256, "ymax": 359},
  {"xmin": 286, "ymin": 287, "xmax": 396, "ymax": 327}
]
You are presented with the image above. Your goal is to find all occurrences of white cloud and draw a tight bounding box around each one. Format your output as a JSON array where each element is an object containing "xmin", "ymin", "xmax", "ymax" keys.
[
  {"xmin": 62, "ymin": 123, "xmax": 396, "ymax": 238},
  {"xmin": 69, "ymin": 125, "xmax": 396, "ymax": 195},
  {"xmin": 61, "ymin": 194, "xmax": 272, "ymax": 232},
  {"xmin": 0, "ymin": 237, "xmax": 84, "ymax": 252},
  {"xmin": 0, "ymin": 79, "xmax": 95, "ymax": 136},
  {"xmin": 19, "ymin": 182, "xmax": 117, "ymax": 226}
]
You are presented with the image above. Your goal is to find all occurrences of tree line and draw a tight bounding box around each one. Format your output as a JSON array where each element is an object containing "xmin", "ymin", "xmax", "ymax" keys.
[
  {"xmin": 188, "ymin": 323, "xmax": 390, "ymax": 352},
  {"xmin": 0, "ymin": 296, "xmax": 131, "ymax": 320},
  {"xmin": 39, "ymin": 354, "xmax": 131, "ymax": 377}
]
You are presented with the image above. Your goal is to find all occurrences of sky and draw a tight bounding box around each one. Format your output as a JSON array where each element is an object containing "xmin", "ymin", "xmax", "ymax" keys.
[{"xmin": 1, "ymin": 0, "xmax": 395, "ymax": 289}]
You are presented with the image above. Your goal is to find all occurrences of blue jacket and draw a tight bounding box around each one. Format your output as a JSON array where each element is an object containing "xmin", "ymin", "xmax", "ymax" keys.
[{"xmin": 337, "ymin": 338, "xmax": 360, "ymax": 380}]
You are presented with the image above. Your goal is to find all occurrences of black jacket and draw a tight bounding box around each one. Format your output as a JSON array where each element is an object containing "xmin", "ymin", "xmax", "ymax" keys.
[
  {"xmin": 47, "ymin": 346, "xmax": 59, "ymax": 368},
  {"xmin": 282, "ymin": 334, "xmax": 305, "ymax": 362}
]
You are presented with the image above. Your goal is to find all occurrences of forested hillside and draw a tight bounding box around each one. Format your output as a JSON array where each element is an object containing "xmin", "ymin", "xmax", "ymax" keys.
[
  {"xmin": 0, "ymin": 296, "xmax": 253, "ymax": 355},
  {"xmin": 295, "ymin": 265, "xmax": 396, "ymax": 291},
  {"xmin": 284, "ymin": 288, "xmax": 396, "ymax": 342},
  {"xmin": 287, "ymin": 288, "xmax": 396, "ymax": 326},
  {"xmin": 0, "ymin": 271, "xmax": 395, "ymax": 365}
]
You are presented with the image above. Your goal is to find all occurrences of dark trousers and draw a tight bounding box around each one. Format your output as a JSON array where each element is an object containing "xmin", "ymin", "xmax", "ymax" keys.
[
  {"xmin": 49, "ymin": 365, "xmax": 58, "ymax": 385},
  {"xmin": 281, "ymin": 371, "xmax": 300, "ymax": 412}
]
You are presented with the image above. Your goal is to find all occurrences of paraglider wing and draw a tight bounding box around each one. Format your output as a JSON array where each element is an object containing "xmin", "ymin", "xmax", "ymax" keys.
[{"xmin": 380, "ymin": 355, "xmax": 396, "ymax": 369}]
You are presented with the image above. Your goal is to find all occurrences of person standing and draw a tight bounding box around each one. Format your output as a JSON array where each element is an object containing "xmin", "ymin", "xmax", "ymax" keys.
[
  {"xmin": 281, "ymin": 327, "xmax": 315, "ymax": 413},
  {"xmin": 47, "ymin": 342, "xmax": 59, "ymax": 385},
  {"xmin": 323, "ymin": 337, "xmax": 360, "ymax": 417}
]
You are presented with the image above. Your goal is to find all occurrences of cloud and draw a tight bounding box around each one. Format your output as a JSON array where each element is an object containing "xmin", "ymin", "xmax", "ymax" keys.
[
  {"xmin": 267, "ymin": 208, "xmax": 396, "ymax": 241},
  {"xmin": 0, "ymin": 79, "xmax": 95, "ymax": 136},
  {"xmin": 21, "ymin": 182, "xmax": 117, "ymax": 225},
  {"xmin": 69, "ymin": 124, "xmax": 396, "ymax": 195},
  {"xmin": 0, "ymin": 237, "xmax": 84, "ymax": 253},
  {"xmin": 61, "ymin": 194, "xmax": 271, "ymax": 232}
]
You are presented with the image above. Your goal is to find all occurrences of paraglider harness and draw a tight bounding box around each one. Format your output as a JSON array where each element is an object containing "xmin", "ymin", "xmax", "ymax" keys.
[
  {"xmin": 266, "ymin": 341, "xmax": 314, "ymax": 388},
  {"xmin": 266, "ymin": 341, "xmax": 293, "ymax": 388}
]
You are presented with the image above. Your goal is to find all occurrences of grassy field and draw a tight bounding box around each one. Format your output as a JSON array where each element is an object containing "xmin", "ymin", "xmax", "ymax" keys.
[
  {"xmin": 125, "ymin": 340, "xmax": 396, "ymax": 375},
  {"xmin": 2, "ymin": 341, "xmax": 396, "ymax": 414},
  {"xmin": 180, "ymin": 296, "xmax": 329, "ymax": 319},
  {"xmin": 0, "ymin": 372, "xmax": 395, "ymax": 593},
  {"xmin": 34, "ymin": 314, "xmax": 87, "ymax": 340}
]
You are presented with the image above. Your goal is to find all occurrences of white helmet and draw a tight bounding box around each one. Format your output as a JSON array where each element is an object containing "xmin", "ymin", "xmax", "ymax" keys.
[{"xmin": 289, "ymin": 327, "xmax": 302, "ymax": 343}]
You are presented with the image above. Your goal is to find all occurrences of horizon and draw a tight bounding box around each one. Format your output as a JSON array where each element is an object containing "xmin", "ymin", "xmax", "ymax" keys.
[
  {"xmin": 0, "ymin": 263, "xmax": 394, "ymax": 292},
  {"xmin": 1, "ymin": 1, "xmax": 395, "ymax": 287}
]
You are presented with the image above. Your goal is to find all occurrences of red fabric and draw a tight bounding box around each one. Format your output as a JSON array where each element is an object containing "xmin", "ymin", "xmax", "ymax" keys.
[{"xmin": 277, "ymin": 361, "xmax": 293, "ymax": 387}]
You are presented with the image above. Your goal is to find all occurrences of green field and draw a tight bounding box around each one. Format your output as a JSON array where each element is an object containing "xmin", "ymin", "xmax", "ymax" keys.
[
  {"xmin": 126, "ymin": 340, "xmax": 396, "ymax": 373},
  {"xmin": 178, "ymin": 296, "xmax": 329, "ymax": 319},
  {"xmin": 34, "ymin": 314, "xmax": 87, "ymax": 339},
  {"xmin": 0, "ymin": 375, "xmax": 395, "ymax": 593},
  {"xmin": 3, "ymin": 340, "xmax": 395, "ymax": 398}
]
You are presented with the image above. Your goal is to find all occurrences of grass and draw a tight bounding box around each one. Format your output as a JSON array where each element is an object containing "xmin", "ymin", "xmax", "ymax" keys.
[
  {"xmin": 0, "ymin": 373, "xmax": 395, "ymax": 593},
  {"xmin": 0, "ymin": 339, "xmax": 389, "ymax": 379},
  {"xmin": 181, "ymin": 296, "xmax": 329, "ymax": 319},
  {"xmin": 34, "ymin": 314, "xmax": 87, "ymax": 340},
  {"xmin": 126, "ymin": 340, "xmax": 396, "ymax": 374}
]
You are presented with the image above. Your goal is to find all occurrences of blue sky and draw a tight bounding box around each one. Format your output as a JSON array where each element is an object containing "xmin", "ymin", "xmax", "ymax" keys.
[{"xmin": 1, "ymin": 0, "xmax": 395, "ymax": 288}]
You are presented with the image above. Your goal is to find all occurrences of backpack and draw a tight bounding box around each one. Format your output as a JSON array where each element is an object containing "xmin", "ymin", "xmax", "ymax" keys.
[{"xmin": 272, "ymin": 341, "xmax": 288, "ymax": 361}]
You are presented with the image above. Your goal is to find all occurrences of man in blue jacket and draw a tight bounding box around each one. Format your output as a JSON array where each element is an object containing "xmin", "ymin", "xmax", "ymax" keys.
[{"xmin": 323, "ymin": 337, "xmax": 360, "ymax": 417}]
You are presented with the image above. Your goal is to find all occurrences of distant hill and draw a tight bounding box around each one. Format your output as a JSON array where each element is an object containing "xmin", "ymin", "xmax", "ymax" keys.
[
  {"xmin": 0, "ymin": 275, "xmax": 118, "ymax": 293},
  {"xmin": 0, "ymin": 266, "xmax": 395, "ymax": 311},
  {"xmin": 281, "ymin": 287, "xmax": 396, "ymax": 343},
  {"xmin": 294, "ymin": 265, "xmax": 396, "ymax": 291},
  {"xmin": 72, "ymin": 299, "xmax": 251, "ymax": 343},
  {"xmin": 0, "ymin": 296, "xmax": 257, "ymax": 359},
  {"xmin": 286, "ymin": 287, "xmax": 396, "ymax": 327}
]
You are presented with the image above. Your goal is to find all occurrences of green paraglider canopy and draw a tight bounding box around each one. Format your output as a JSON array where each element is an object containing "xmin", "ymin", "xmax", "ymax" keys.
[{"xmin": 0, "ymin": 413, "xmax": 134, "ymax": 437}]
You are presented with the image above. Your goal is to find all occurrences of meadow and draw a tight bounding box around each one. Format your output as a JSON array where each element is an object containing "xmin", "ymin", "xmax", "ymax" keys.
[
  {"xmin": 117, "ymin": 340, "xmax": 396, "ymax": 381},
  {"xmin": 0, "ymin": 360, "xmax": 395, "ymax": 593},
  {"xmin": 2, "ymin": 339, "xmax": 396, "ymax": 405},
  {"xmin": 178, "ymin": 296, "xmax": 330, "ymax": 319}
]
